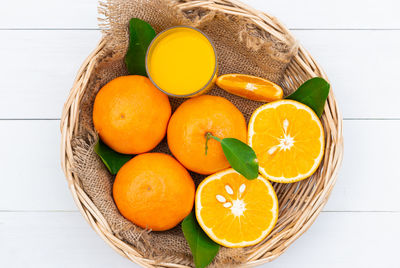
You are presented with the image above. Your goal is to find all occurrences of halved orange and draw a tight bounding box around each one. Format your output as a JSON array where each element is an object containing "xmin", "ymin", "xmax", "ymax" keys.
[
  {"xmin": 216, "ymin": 74, "xmax": 283, "ymax": 102},
  {"xmin": 248, "ymin": 100, "xmax": 325, "ymax": 183},
  {"xmin": 195, "ymin": 169, "xmax": 279, "ymax": 248}
]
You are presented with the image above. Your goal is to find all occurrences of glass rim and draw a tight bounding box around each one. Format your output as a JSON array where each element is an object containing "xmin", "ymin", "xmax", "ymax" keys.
[{"xmin": 145, "ymin": 25, "xmax": 218, "ymax": 98}]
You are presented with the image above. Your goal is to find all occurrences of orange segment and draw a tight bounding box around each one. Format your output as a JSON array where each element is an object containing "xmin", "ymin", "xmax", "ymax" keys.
[
  {"xmin": 195, "ymin": 169, "xmax": 279, "ymax": 248},
  {"xmin": 216, "ymin": 74, "xmax": 283, "ymax": 102},
  {"xmin": 248, "ymin": 100, "xmax": 325, "ymax": 183}
]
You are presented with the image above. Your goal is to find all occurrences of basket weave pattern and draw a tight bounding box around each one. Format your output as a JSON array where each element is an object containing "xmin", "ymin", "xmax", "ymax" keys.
[{"xmin": 60, "ymin": 0, "xmax": 343, "ymax": 267}]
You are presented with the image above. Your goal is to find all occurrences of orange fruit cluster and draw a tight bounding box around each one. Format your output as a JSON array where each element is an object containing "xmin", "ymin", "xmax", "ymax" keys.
[
  {"xmin": 92, "ymin": 73, "xmax": 325, "ymax": 249},
  {"xmin": 93, "ymin": 76, "xmax": 250, "ymax": 232}
]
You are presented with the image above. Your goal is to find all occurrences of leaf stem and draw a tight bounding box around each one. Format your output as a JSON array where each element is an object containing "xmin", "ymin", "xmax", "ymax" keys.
[{"xmin": 204, "ymin": 132, "xmax": 222, "ymax": 155}]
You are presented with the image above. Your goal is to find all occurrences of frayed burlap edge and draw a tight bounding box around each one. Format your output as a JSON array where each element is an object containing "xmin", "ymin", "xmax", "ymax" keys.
[{"xmin": 98, "ymin": 0, "xmax": 298, "ymax": 83}]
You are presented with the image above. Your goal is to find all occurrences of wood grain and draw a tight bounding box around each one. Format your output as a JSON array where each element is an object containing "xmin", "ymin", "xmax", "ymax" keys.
[
  {"xmin": 0, "ymin": 212, "xmax": 134, "ymax": 268},
  {"xmin": 1, "ymin": 0, "xmax": 400, "ymax": 29},
  {"xmin": 0, "ymin": 0, "xmax": 398, "ymax": 267},
  {"xmin": 0, "ymin": 0, "xmax": 98, "ymax": 29},
  {"xmin": 0, "ymin": 30, "xmax": 100, "ymax": 119},
  {"xmin": 1, "ymin": 30, "xmax": 400, "ymax": 119},
  {"xmin": 0, "ymin": 120, "xmax": 75, "ymax": 211},
  {"xmin": 1, "ymin": 211, "xmax": 398, "ymax": 267}
]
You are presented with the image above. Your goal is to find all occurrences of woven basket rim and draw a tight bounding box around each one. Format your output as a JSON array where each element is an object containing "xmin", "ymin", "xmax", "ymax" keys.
[{"xmin": 60, "ymin": 0, "xmax": 344, "ymax": 267}]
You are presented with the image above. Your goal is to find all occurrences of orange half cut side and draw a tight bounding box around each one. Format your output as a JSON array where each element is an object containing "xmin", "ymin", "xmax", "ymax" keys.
[
  {"xmin": 195, "ymin": 169, "xmax": 279, "ymax": 248},
  {"xmin": 248, "ymin": 99, "xmax": 325, "ymax": 183}
]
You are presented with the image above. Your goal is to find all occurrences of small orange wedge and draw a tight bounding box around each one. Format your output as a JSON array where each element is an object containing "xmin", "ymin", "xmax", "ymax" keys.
[
  {"xmin": 195, "ymin": 169, "xmax": 279, "ymax": 248},
  {"xmin": 216, "ymin": 74, "xmax": 283, "ymax": 102}
]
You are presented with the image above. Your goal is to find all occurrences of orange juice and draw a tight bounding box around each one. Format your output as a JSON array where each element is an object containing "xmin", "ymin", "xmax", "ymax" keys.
[{"xmin": 146, "ymin": 26, "xmax": 217, "ymax": 97}]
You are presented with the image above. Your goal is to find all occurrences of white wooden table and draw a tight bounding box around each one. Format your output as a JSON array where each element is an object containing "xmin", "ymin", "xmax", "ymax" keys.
[{"xmin": 1, "ymin": 0, "xmax": 399, "ymax": 267}]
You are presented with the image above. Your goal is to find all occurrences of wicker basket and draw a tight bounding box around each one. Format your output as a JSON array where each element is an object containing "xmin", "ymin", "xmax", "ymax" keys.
[{"xmin": 60, "ymin": 0, "xmax": 343, "ymax": 267}]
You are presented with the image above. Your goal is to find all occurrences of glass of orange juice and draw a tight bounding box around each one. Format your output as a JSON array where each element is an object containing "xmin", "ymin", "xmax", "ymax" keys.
[{"xmin": 146, "ymin": 26, "xmax": 217, "ymax": 97}]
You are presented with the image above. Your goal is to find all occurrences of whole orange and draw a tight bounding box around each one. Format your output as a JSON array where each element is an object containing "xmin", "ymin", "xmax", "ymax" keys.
[
  {"xmin": 93, "ymin": 75, "xmax": 171, "ymax": 154},
  {"xmin": 113, "ymin": 153, "xmax": 195, "ymax": 231},
  {"xmin": 167, "ymin": 95, "xmax": 247, "ymax": 174}
]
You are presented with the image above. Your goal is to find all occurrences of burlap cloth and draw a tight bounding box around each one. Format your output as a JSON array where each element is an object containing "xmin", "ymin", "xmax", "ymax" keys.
[{"xmin": 72, "ymin": 0, "xmax": 298, "ymax": 266}]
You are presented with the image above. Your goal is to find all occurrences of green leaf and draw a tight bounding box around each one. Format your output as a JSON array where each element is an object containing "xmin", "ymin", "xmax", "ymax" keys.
[
  {"xmin": 125, "ymin": 18, "xmax": 156, "ymax": 76},
  {"xmin": 220, "ymin": 138, "xmax": 259, "ymax": 180},
  {"xmin": 285, "ymin": 77, "xmax": 330, "ymax": 117},
  {"xmin": 94, "ymin": 139, "xmax": 133, "ymax": 175},
  {"xmin": 182, "ymin": 212, "xmax": 220, "ymax": 268}
]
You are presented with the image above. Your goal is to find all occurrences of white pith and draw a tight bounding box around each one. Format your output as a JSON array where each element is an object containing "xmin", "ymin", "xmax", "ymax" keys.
[
  {"xmin": 196, "ymin": 169, "xmax": 279, "ymax": 248},
  {"xmin": 230, "ymin": 199, "xmax": 246, "ymax": 216},
  {"xmin": 277, "ymin": 133, "xmax": 295, "ymax": 151},
  {"xmin": 248, "ymin": 100, "xmax": 325, "ymax": 183},
  {"xmin": 245, "ymin": 83, "xmax": 257, "ymax": 91},
  {"xmin": 276, "ymin": 118, "xmax": 295, "ymax": 151}
]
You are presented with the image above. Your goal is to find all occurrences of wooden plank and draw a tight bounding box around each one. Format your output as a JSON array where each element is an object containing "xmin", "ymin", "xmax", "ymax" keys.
[
  {"xmin": 1, "ymin": 30, "xmax": 400, "ymax": 119},
  {"xmin": 0, "ymin": 212, "xmax": 134, "ymax": 267},
  {"xmin": 0, "ymin": 120, "xmax": 76, "ymax": 211},
  {"xmin": 247, "ymin": 0, "xmax": 400, "ymax": 29},
  {"xmin": 1, "ymin": 0, "xmax": 400, "ymax": 29},
  {"xmin": 0, "ymin": 30, "xmax": 101, "ymax": 119},
  {"xmin": 321, "ymin": 120, "xmax": 400, "ymax": 212},
  {"xmin": 266, "ymin": 212, "xmax": 399, "ymax": 268},
  {"xmin": 0, "ymin": 120, "xmax": 399, "ymax": 212},
  {"xmin": 0, "ymin": 211, "xmax": 398, "ymax": 267},
  {"xmin": 295, "ymin": 30, "xmax": 400, "ymax": 119},
  {"xmin": 0, "ymin": 0, "xmax": 98, "ymax": 29}
]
